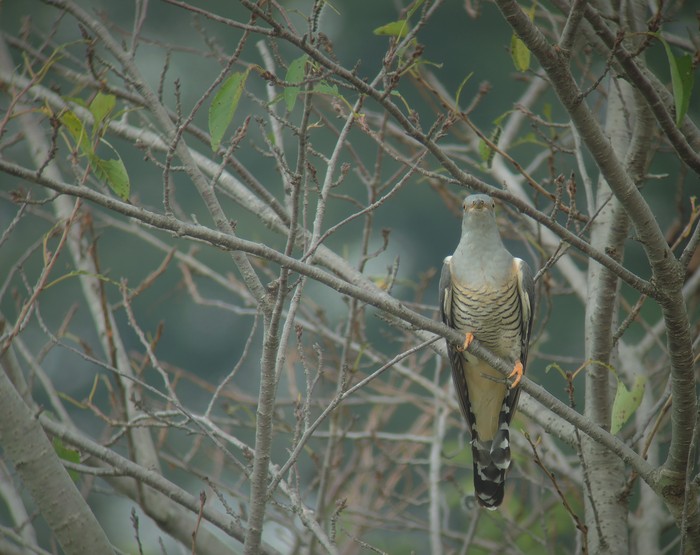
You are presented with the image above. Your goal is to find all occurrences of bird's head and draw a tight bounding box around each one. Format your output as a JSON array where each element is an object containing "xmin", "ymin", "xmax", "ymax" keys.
[{"xmin": 462, "ymin": 194, "xmax": 497, "ymax": 231}]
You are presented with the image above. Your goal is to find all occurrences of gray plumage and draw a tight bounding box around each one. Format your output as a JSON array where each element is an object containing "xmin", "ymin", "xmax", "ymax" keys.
[{"xmin": 439, "ymin": 194, "xmax": 535, "ymax": 510}]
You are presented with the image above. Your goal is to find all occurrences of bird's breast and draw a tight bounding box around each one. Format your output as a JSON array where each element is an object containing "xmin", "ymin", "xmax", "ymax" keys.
[{"xmin": 450, "ymin": 278, "xmax": 522, "ymax": 359}]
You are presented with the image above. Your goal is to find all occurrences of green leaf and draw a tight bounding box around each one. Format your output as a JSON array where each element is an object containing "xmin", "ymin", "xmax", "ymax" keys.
[
  {"xmin": 611, "ymin": 375, "xmax": 646, "ymax": 435},
  {"xmin": 373, "ymin": 20, "xmax": 410, "ymax": 38},
  {"xmin": 478, "ymin": 138, "xmax": 491, "ymax": 163},
  {"xmin": 543, "ymin": 103, "xmax": 552, "ymax": 122},
  {"xmin": 59, "ymin": 101, "xmax": 130, "ymax": 199},
  {"xmin": 209, "ymin": 70, "xmax": 250, "ymax": 151},
  {"xmin": 284, "ymin": 55, "xmax": 308, "ymax": 112},
  {"xmin": 88, "ymin": 92, "xmax": 116, "ymax": 138},
  {"xmin": 511, "ymin": 35, "xmax": 531, "ymax": 72},
  {"xmin": 313, "ymin": 81, "xmax": 340, "ymax": 97},
  {"xmin": 60, "ymin": 110, "xmax": 92, "ymax": 156},
  {"xmin": 53, "ymin": 437, "xmax": 80, "ymax": 482},
  {"xmin": 93, "ymin": 138, "xmax": 130, "ymax": 199},
  {"xmin": 93, "ymin": 155, "xmax": 130, "ymax": 200},
  {"xmin": 478, "ymin": 125, "xmax": 501, "ymax": 167},
  {"xmin": 510, "ymin": 3, "xmax": 536, "ymax": 72},
  {"xmin": 63, "ymin": 96, "xmax": 87, "ymax": 108},
  {"xmin": 373, "ymin": 0, "xmax": 424, "ymax": 38},
  {"xmin": 673, "ymin": 54, "xmax": 694, "ymax": 125},
  {"xmin": 655, "ymin": 34, "xmax": 694, "ymax": 126}
]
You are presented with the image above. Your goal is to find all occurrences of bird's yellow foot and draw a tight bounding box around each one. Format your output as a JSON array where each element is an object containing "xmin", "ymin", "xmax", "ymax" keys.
[
  {"xmin": 456, "ymin": 332, "xmax": 474, "ymax": 352},
  {"xmin": 508, "ymin": 360, "xmax": 523, "ymax": 389}
]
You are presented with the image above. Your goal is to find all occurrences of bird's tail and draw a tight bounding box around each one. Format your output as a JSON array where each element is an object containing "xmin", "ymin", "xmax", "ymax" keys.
[{"xmin": 471, "ymin": 427, "xmax": 511, "ymax": 510}]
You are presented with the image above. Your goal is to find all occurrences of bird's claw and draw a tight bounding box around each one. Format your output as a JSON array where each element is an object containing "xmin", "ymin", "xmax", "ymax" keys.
[
  {"xmin": 508, "ymin": 361, "xmax": 523, "ymax": 389},
  {"xmin": 456, "ymin": 332, "xmax": 474, "ymax": 353}
]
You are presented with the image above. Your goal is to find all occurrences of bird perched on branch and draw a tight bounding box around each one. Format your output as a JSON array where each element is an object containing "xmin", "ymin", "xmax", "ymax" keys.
[{"xmin": 439, "ymin": 194, "xmax": 535, "ymax": 509}]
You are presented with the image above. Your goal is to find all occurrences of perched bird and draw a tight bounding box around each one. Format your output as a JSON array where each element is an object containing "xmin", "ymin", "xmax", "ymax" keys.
[{"xmin": 439, "ymin": 194, "xmax": 535, "ymax": 509}]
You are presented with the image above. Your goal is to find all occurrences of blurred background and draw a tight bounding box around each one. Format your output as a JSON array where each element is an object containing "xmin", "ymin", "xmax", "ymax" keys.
[{"xmin": 0, "ymin": 0, "xmax": 698, "ymax": 553}]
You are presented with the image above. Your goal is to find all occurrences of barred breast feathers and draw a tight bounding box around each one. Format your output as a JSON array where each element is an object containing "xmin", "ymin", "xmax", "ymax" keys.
[{"xmin": 449, "ymin": 278, "xmax": 523, "ymax": 356}]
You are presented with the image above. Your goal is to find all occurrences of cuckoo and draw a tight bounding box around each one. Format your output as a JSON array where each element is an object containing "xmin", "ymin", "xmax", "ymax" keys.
[{"xmin": 439, "ymin": 194, "xmax": 535, "ymax": 509}]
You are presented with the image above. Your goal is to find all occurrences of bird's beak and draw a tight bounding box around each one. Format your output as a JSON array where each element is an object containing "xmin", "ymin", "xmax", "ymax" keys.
[{"xmin": 464, "ymin": 199, "xmax": 488, "ymax": 213}]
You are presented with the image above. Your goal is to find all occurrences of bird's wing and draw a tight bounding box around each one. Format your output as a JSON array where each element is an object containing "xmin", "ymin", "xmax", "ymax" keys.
[
  {"xmin": 514, "ymin": 258, "xmax": 535, "ymax": 370},
  {"xmin": 439, "ymin": 256, "xmax": 476, "ymax": 434}
]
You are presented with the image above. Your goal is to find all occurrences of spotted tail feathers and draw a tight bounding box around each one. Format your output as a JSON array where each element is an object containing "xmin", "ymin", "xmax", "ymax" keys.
[{"xmin": 471, "ymin": 426, "xmax": 511, "ymax": 510}]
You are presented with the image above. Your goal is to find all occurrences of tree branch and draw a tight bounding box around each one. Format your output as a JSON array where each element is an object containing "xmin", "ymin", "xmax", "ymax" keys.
[
  {"xmin": 0, "ymin": 160, "xmax": 657, "ymax": 488},
  {"xmin": 493, "ymin": 0, "xmax": 699, "ymax": 546},
  {"xmin": 0, "ymin": 358, "xmax": 116, "ymax": 555}
]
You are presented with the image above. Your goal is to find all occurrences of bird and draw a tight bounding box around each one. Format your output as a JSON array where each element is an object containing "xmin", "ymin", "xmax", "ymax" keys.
[{"xmin": 439, "ymin": 194, "xmax": 535, "ymax": 510}]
